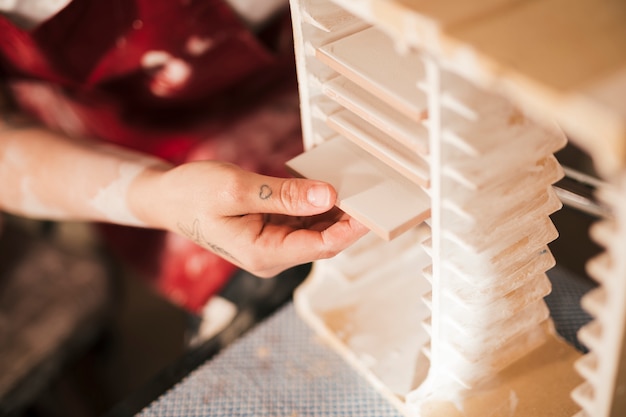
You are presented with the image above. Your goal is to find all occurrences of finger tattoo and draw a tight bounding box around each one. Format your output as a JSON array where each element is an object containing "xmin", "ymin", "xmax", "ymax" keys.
[{"xmin": 259, "ymin": 184, "xmax": 272, "ymax": 200}]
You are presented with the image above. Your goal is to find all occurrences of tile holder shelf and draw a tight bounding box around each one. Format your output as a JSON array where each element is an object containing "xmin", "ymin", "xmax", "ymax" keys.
[{"xmin": 287, "ymin": 1, "xmax": 626, "ymax": 417}]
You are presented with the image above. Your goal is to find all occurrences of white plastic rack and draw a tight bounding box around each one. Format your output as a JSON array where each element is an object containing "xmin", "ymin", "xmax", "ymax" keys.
[{"xmin": 287, "ymin": 1, "xmax": 626, "ymax": 416}]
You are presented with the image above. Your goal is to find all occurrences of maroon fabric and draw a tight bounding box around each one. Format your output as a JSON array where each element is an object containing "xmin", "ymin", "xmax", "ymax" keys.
[
  {"xmin": 0, "ymin": 0, "xmax": 303, "ymax": 312},
  {"xmin": 0, "ymin": 0, "xmax": 275, "ymax": 95},
  {"xmin": 0, "ymin": 0, "xmax": 296, "ymax": 162}
]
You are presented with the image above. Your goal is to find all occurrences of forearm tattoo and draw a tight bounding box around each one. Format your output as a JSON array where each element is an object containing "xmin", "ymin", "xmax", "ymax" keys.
[
  {"xmin": 177, "ymin": 185, "xmax": 274, "ymax": 263},
  {"xmin": 177, "ymin": 219, "xmax": 240, "ymax": 263}
]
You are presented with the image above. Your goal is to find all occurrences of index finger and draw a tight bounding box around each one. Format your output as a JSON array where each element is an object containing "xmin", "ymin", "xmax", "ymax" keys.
[{"xmin": 267, "ymin": 215, "xmax": 370, "ymax": 265}]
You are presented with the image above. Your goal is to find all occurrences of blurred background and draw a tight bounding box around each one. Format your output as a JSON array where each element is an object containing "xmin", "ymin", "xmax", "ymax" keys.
[{"xmin": 0, "ymin": 214, "xmax": 310, "ymax": 417}]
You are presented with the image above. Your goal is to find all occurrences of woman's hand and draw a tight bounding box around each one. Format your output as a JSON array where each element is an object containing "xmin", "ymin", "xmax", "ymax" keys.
[
  {"xmin": 0, "ymin": 121, "xmax": 367, "ymax": 278},
  {"xmin": 130, "ymin": 161, "xmax": 369, "ymax": 277}
]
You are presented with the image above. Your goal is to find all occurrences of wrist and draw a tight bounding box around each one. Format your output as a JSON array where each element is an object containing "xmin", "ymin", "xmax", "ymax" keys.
[{"xmin": 127, "ymin": 162, "xmax": 173, "ymax": 229}]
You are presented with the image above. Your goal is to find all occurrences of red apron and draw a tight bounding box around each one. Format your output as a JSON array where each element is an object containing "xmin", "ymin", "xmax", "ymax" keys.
[{"xmin": 0, "ymin": 0, "xmax": 303, "ymax": 312}]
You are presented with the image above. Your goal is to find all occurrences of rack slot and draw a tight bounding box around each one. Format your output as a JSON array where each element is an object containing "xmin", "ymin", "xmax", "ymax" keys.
[
  {"xmin": 322, "ymin": 76, "xmax": 429, "ymax": 154},
  {"xmin": 327, "ymin": 109, "xmax": 430, "ymax": 187},
  {"xmin": 316, "ymin": 26, "xmax": 427, "ymax": 122}
]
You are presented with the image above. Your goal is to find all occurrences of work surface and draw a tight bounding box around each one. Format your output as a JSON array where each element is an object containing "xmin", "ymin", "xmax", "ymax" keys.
[
  {"xmin": 134, "ymin": 265, "xmax": 592, "ymax": 417},
  {"xmin": 136, "ymin": 302, "xmax": 402, "ymax": 417}
]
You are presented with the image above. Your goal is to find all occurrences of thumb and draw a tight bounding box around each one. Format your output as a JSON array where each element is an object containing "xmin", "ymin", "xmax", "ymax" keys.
[{"xmin": 239, "ymin": 173, "xmax": 337, "ymax": 216}]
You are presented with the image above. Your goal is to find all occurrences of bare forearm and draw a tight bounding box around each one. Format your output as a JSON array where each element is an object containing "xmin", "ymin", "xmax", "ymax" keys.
[{"xmin": 0, "ymin": 117, "xmax": 172, "ymax": 226}]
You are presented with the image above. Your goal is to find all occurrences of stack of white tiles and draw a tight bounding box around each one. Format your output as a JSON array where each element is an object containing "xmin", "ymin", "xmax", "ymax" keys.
[
  {"xmin": 287, "ymin": 0, "xmax": 612, "ymax": 416},
  {"xmin": 407, "ymin": 56, "xmax": 568, "ymax": 412}
]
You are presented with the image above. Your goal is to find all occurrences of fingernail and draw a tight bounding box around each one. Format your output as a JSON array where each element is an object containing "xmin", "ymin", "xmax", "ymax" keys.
[{"xmin": 307, "ymin": 184, "xmax": 331, "ymax": 208}]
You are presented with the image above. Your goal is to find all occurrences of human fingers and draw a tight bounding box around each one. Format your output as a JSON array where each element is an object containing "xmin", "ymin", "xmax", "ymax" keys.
[
  {"xmin": 243, "ymin": 215, "xmax": 369, "ymax": 277},
  {"xmin": 261, "ymin": 207, "xmax": 348, "ymax": 231},
  {"xmin": 221, "ymin": 167, "xmax": 338, "ymax": 217}
]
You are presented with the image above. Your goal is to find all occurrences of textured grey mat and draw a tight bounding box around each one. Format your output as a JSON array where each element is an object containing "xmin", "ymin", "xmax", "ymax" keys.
[
  {"xmin": 138, "ymin": 265, "xmax": 592, "ymax": 416},
  {"xmin": 137, "ymin": 302, "xmax": 403, "ymax": 417},
  {"xmin": 545, "ymin": 265, "xmax": 596, "ymax": 352}
]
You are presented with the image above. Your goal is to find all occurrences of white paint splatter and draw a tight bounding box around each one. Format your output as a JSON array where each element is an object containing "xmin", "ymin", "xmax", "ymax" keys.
[
  {"xmin": 150, "ymin": 58, "xmax": 192, "ymax": 97},
  {"xmin": 160, "ymin": 58, "xmax": 191, "ymax": 85},
  {"xmin": 185, "ymin": 35, "xmax": 214, "ymax": 56},
  {"xmin": 20, "ymin": 177, "xmax": 66, "ymax": 217},
  {"xmin": 141, "ymin": 51, "xmax": 192, "ymax": 97},
  {"xmin": 141, "ymin": 50, "xmax": 172, "ymax": 69},
  {"xmin": 89, "ymin": 162, "xmax": 147, "ymax": 226}
]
